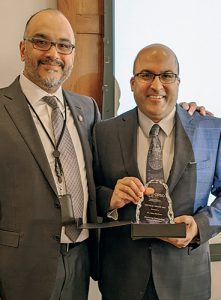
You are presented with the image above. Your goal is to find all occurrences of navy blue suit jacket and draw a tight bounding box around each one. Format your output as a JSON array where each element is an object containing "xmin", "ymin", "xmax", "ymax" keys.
[{"xmin": 93, "ymin": 105, "xmax": 221, "ymax": 300}]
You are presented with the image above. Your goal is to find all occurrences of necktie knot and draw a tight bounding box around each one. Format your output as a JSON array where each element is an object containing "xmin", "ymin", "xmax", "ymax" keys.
[
  {"xmin": 43, "ymin": 96, "xmax": 59, "ymax": 110},
  {"xmin": 150, "ymin": 124, "xmax": 160, "ymax": 137}
]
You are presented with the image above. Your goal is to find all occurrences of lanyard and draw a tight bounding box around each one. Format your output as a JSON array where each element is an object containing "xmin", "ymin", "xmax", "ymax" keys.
[{"xmin": 26, "ymin": 97, "xmax": 67, "ymax": 183}]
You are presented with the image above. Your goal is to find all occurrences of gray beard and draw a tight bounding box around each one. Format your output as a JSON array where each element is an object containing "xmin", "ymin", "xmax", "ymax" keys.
[
  {"xmin": 41, "ymin": 77, "xmax": 64, "ymax": 89},
  {"xmin": 32, "ymin": 67, "xmax": 72, "ymax": 92}
]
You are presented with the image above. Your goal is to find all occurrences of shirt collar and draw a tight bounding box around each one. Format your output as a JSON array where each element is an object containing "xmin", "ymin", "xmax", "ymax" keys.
[
  {"xmin": 19, "ymin": 73, "xmax": 64, "ymax": 107},
  {"xmin": 138, "ymin": 106, "xmax": 176, "ymax": 137}
]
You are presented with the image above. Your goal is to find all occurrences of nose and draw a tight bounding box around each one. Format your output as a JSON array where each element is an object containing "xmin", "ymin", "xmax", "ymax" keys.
[
  {"xmin": 45, "ymin": 43, "xmax": 60, "ymax": 58},
  {"xmin": 150, "ymin": 75, "xmax": 164, "ymax": 91}
]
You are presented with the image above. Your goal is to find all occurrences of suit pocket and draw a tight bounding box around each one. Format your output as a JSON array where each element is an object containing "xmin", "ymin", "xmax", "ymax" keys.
[
  {"xmin": 0, "ymin": 229, "xmax": 19, "ymax": 247},
  {"xmin": 188, "ymin": 159, "xmax": 210, "ymax": 170},
  {"xmin": 195, "ymin": 159, "xmax": 210, "ymax": 170}
]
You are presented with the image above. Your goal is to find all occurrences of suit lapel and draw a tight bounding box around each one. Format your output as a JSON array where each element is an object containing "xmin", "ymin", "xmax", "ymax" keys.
[
  {"xmin": 117, "ymin": 108, "xmax": 141, "ymax": 180},
  {"xmin": 117, "ymin": 106, "xmax": 195, "ymax": 192},
  {"xmin": 167, "ymin": 107, "xmax": 195, "ymax": 193},
  {"xmin": 63, "ymin": 91, "xmax": 94, "ymax": 193},
  {"xmin": 3, "ymin": 78, "xmax": 58, "ymax": 195},
  {"xmin": 64, "ymin": 91, "xmax": 90, "ymax": 151}
]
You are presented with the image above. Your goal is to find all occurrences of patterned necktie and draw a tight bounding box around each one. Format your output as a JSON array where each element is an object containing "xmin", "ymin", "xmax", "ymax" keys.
[
  {"xmin": 146, "ymin": 124, "xmax": 164, "ymax": 182},
  {"xmin": 43, "ymin": 96, "xmax": 83, "ymax": 242}
]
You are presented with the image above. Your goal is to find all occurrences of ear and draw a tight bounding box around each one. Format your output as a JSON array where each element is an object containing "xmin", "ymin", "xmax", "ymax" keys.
[
  {"xmin": 20, "ymin": 40, "xmax": 25, "ymax": 62},
  {"xmin": 71, "ymin": 49, "xmax": 75, "ymax": 64},
  {"xmin": 130, "ymin": 76, "xmax": 135, "ymax": 91}
]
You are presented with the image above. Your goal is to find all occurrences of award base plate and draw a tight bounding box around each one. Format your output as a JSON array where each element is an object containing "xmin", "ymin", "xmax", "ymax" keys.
[
  {"xmin": 131, "ymin": 223, "xmax": 186, "ymax": 240},
  {"xmin": 80, "ymin": 222, "xmax": 186, "ymax": 240}
]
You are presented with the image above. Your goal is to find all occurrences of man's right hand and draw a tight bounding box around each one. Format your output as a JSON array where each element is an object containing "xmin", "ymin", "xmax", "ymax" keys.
[{"xmin": 109, "ymin": 177, "xmax": 154, "ymax": 209}]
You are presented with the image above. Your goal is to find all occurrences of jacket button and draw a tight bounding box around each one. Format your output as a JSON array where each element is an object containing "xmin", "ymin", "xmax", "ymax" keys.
[
  {"xmin": 55, "ymin": 202, "xmax": 61, "ymax": 209},
  {"xmin": 53, "ymin": 235, "xmax": 60, "ymax": 242}
]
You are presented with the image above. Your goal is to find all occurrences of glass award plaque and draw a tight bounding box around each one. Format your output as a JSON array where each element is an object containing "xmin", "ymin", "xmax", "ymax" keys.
[
  {"xmin": 136, "ymin": 179, "xmax": 174, "ymax": 224},
  {"xmin": 79, "ymin": 179, "xmax": 186, "ymax": 239}
]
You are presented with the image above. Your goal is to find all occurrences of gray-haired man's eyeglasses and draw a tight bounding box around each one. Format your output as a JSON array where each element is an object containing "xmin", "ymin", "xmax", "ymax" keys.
[{"xmin": 24, "ymin": 37, "xmax": 75, "ymax": 55}]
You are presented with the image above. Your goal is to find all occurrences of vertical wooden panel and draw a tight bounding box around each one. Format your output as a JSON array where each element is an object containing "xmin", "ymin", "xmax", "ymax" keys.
[{"xmin": 58, "ymin": 0, "xmax": 104, "ymax": 111}]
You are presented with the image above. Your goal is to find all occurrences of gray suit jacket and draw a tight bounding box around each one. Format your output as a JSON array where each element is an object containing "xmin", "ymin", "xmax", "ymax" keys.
[
  {"xmin": 93, "ymin": 105, "xmax": 221, "ymax": 300},
  {"xmin": 0, "ymin": 77, "xmax": 100, "ymax": 300}
]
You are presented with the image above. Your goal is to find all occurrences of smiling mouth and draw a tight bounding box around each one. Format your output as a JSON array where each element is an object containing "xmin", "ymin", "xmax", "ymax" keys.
[
  {"xmin": 38, "ymin": 58, "xmax": 64, "ymax": 69},
  {"xmin": 43, "ymin": 64, "xmax": 60, "ymax": 69},
  {"xmin": 46, "ymin": 69, "xmax": 60, "ymax": 73},
  {"xmin": 39, "ymin": 65, "xmax": 61, "ymax": 75},
  {"xmin": 147, "ymin": 95, "xmax": 165, "ymax": 100}
]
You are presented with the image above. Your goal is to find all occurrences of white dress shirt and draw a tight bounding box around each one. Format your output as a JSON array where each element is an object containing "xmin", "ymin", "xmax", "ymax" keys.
[{"xmin": 19, "ymin": 73, "xmax": 89, "ymax": 243}]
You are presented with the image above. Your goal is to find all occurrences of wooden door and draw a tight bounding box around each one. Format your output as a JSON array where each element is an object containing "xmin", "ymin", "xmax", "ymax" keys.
[{"xmin": 58, "ymin": 0, "xmax": 104, "ymax": 111}]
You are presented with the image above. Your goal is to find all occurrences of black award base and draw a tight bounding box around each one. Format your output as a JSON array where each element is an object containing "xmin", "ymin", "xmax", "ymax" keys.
[
  {"xmin": 80, "ymin": 221, "xmax": 186, "ymax": 240},
  {"xmin": 131, "ymin": 223, "xmax": 186, "ymax": 240}
]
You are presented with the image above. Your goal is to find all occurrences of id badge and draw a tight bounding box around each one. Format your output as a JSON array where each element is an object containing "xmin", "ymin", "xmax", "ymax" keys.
[{"xmin": 59, "ymin": 194, "xmax": 74, "ymax": 225}]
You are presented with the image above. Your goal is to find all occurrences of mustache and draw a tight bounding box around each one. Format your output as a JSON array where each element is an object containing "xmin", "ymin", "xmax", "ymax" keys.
[{"xmin": 38, "ymin": 58, "xmax": 64, "ymax": 68}]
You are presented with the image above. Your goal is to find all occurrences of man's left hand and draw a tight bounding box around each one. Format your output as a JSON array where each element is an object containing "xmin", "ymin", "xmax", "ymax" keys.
[{"xmin": 158, "ymin": 215, "xmax": 198, "ymax": 248}]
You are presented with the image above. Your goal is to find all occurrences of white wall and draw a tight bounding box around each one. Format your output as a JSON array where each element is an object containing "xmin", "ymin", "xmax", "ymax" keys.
[{"xmin": 0, "ymin": 0, "xmax": 57, "ymax": 88}]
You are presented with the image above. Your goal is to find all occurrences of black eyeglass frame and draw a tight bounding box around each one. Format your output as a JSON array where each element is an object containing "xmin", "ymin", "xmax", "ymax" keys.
[
  {"xmin": 24, "ymin": 37, "xmax": 75, "ymax": 55},
  {"xmin": 134, "ymin": 71, "xmax": 180, "ymax": 84}
]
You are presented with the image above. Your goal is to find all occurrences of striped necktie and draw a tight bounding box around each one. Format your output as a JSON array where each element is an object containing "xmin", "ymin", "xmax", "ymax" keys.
[{"xmin": 43, "ymin": 96, "xmax": 83, "ymax": 242}]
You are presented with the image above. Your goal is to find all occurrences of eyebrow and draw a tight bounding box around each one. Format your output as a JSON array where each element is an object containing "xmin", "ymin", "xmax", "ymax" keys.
[{"xmin": 138, "ymin": 69, "xmax": 175, "ymax": 73}]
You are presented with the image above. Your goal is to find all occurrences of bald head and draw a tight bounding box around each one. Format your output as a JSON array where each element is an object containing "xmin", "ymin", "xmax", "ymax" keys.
[
  {"xmin": 133, "ymin": 44, "xmax": 179, "ymax": 75},
  {"xmin": 23, "ymin": 9, "xmax": 74, "ymax": 43}
]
